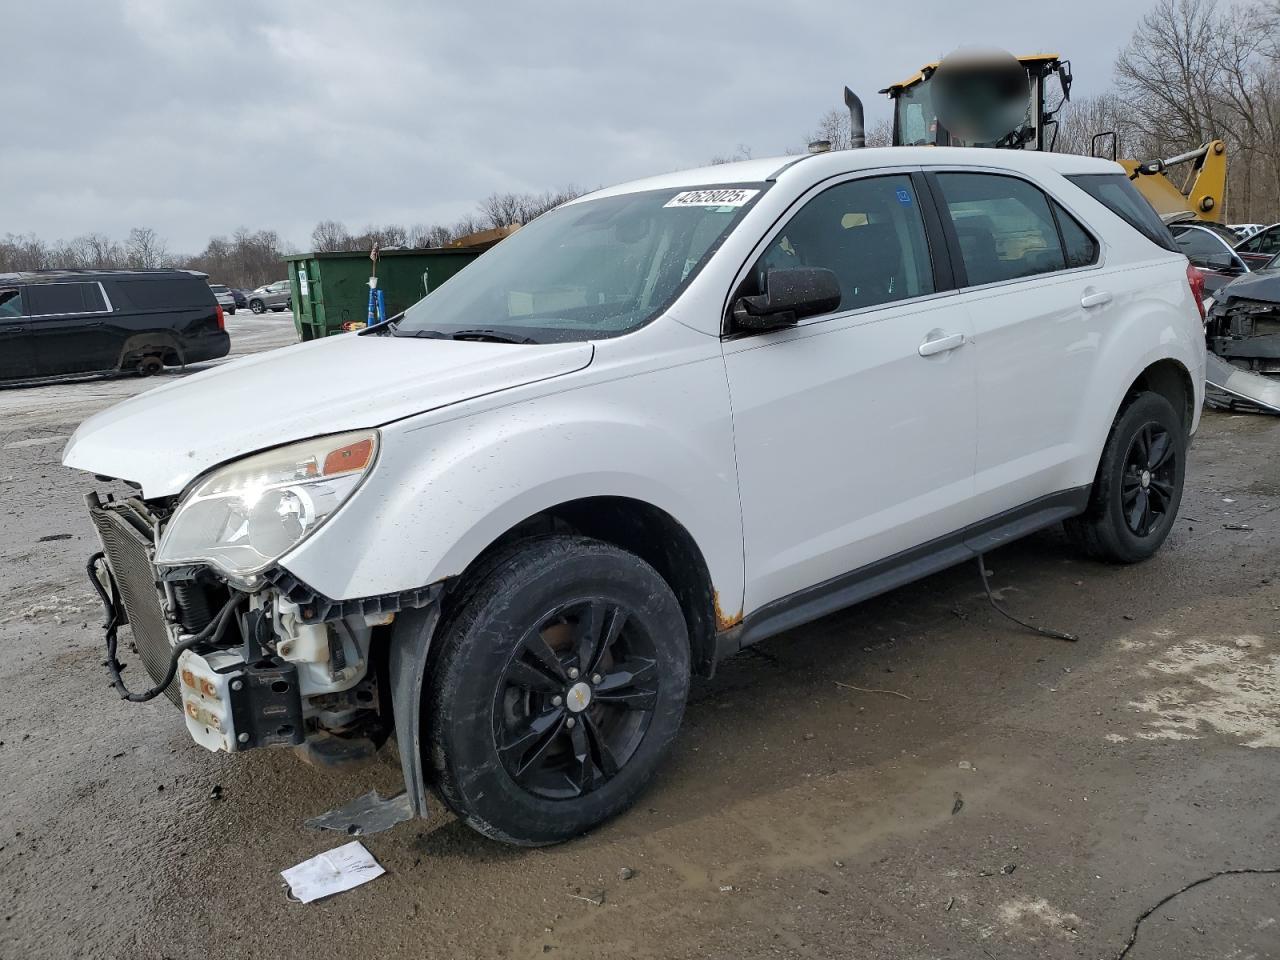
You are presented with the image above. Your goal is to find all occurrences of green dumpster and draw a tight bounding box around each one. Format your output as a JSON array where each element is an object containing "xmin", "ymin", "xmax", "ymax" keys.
[{"xmin": 286, "ymin": 247, "xmax": 483, "ymax": 340}]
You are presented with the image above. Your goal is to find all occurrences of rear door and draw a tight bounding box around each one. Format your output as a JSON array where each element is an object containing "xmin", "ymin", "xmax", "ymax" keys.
[
  {"xmin": 928, "ymin": 170, "xmax": 1113, "ymax": 517},
  {"xmin": 0, "ymin": 286, "xmax": 34, "ymax": 380},
  {"xmin": 25, "ymin": 281, "xmax": 117, "ymax": 376}
]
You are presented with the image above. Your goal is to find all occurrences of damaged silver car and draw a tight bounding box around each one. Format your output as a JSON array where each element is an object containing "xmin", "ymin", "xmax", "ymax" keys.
[{"xmin": 1204, "ymin": 252, "xmax": 1280, "ymax": 413}]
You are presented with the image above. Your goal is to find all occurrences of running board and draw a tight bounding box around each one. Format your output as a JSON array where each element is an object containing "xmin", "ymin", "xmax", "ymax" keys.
[{"xmin": 717, "ymin": 487, "xmax": 1091, "ymax": 658}]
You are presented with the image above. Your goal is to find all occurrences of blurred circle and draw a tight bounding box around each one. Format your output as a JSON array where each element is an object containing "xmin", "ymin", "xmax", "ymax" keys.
[{"xmin": 932, "ymin": 49, "xmax": 1030, "ymax": 144}]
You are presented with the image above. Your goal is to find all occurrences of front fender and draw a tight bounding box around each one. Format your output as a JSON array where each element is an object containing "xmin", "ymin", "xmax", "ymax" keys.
[{"xmin": 280, "ymin": 353, "xmax": 744, "ymax": 616}]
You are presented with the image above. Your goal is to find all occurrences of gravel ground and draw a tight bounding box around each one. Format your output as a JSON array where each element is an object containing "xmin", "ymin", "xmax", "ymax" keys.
[{"xmin": 1, "ymin": 337, "xmax": 1277, "ymax": 959}]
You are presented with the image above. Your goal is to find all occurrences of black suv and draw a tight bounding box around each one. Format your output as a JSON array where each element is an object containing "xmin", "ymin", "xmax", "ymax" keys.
[{"xmin": 0, "ymin": 270, "xmax": 230, "ymax": 383}]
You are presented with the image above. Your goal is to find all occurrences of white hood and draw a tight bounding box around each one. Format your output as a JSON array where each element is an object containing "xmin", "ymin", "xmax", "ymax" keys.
[{"xmin": 63, "ymin": 333, "xmax": 593, "ymax": 497}]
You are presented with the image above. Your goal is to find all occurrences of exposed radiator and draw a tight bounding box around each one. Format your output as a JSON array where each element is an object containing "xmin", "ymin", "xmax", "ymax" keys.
[{"xmin": 89, "ymin": 499, "xmax": 182, "ymax": 707}]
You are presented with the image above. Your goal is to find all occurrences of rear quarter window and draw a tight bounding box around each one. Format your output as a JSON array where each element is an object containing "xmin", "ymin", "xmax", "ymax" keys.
[
  {"xmin": 111, "ymin": 277, "xmax": 214, "ymax": 311},
  {"xmin": 1065, "ymin": 173, "xmax": 1178, "ymax": 253}
]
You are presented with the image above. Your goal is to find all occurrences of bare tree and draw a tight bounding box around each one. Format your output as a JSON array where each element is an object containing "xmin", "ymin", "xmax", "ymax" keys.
[
  {"xmin": 311, "ymin": 219, "xmax": 352, "ymax": 252},
  {"xmin": 1052, "ymin": 92, "xmax": 1137, "ymax": 157},
  {"xmin": 125, "ymin": 227, "xmax": 170, "ymax": 269},
  {"xmin": 793, "ymin": 111, "xmax": 891, "ymax": 153},
  {"xmin": 807, "ymin": 108, "xmax": 853, "ymax": 150},
  {"xmin": 1114, "ymin": 0, "xmax": 1280, "ymax": 218},
  {"xmin": 865, "ymin": 117, "xmax": 894, "ymax": 148},
  {"xmin": 478, "ymin": 187, "xmax": 581, "ymax": 229},
  {"xmin": 709, "ymin": 144, "xmax": 754, "ymax": 165}
]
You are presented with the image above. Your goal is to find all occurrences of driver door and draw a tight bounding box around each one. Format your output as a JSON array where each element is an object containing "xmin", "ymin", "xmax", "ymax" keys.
[{"xmin": 722, "ymin": 172, "xmax": 979, "ymax": 614}]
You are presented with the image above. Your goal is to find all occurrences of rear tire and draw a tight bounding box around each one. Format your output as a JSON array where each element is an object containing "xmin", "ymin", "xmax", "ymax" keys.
[
  {"xmin": 1064, "ymin": 391, "xmax": 1186, "ymax": 563},
  {"xmin": 427, "ymin": 536, "xmax": 689, "ymax": 846}
]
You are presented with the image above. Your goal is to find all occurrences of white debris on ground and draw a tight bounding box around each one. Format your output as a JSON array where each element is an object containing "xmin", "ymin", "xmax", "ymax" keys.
[
  {"xmin": 997, "ymin": 896, "xmax": 1083, "ymax": 940},
  {"xmin": 1, "ymin": 435, "xmax": 68, "ymax": 450},
  {"xmin": 281, "ymin": 841, "xmax": 385, "ymax": 904},
  {"xmin": 3, "ymin": 593, "xmax": 96, "ymax": 625},
  {"xmin": 1129, "ymin": 634, "xmax": 1280, "ymax": 748}
]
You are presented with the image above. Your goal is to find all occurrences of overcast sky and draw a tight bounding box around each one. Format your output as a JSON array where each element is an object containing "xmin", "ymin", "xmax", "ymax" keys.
[{"xmin": 3, "ymin": 1, "xmax": 1148, "ymax": 252}]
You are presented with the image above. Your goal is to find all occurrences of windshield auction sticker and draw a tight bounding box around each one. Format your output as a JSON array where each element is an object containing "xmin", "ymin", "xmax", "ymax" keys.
[{"xmin": 664, "ymin": 188, "xmax": 760, "ymax": 208}]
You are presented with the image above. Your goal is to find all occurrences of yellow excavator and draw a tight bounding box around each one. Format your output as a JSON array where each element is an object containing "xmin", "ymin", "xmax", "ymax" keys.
[{"xmin": 844, "ymin": 51, "xmax": 1228, "ymax": 223}]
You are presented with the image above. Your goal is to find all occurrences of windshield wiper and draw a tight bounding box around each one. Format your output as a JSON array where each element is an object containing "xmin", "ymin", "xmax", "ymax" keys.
[{"xmin": 396, "ymin": 328, "xmax": 537, "ymax": 344}]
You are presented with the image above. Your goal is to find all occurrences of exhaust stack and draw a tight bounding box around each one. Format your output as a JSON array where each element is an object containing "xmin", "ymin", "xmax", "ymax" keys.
[{"xmin": 843, "ymin": 87, "xmax": 866, "ymax": 149}]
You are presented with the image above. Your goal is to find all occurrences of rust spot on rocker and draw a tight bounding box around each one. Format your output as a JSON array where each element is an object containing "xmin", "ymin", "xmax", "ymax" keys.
[{"xmin": 712, "ymin": 591, "xmax": 743, "ymax": 631}]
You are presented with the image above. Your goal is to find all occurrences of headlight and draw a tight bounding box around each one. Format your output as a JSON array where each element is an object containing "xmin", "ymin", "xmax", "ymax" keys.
[{"xmin": 155, "ymin": 431, "xmax": 378, "ymax": 579}]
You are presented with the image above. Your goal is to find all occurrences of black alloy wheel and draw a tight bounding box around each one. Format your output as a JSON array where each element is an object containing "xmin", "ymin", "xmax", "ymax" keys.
[
  {"xmin": 425, "ymin": 536, "xmax": 689, "ymax": 846},
  {"xmin": 1064, "ymin": 390, "xmax": 1186, "ymax": 563},
  {"xmin": 493, "ymin": 598, "xmax": 659, "ymax": 800},
  {"xmin": 1120, "ymin": 421, "xmax": 1177, "ymax": 537}
]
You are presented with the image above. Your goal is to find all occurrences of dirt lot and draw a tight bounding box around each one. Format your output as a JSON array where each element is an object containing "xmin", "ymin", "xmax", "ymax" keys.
[{"xmin": 1, "ymin": 333, "xmax": 1277, "ymax": 959}]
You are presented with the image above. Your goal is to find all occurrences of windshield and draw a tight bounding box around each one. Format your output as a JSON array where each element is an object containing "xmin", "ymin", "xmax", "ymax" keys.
[{"xmin": 393, "ymin": 184, "xmax": 765, "ymax": 343}]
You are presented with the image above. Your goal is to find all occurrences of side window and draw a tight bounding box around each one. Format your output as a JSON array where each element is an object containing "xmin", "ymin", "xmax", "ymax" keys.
[
  {"xmin": 1244, "ymin": 227, "xmax": 1280, "ymax": 256},
  {"xmin": 935, "ymin": 173, "xmax": 1066, "ymax": 286},
  {"xmin": 114, "ymin": 278, "xmax": 210, "ymax": 309},
  {"xmin": 1065, "ymin": 173, "xmax": 1179, "ymax": 252},
  {"xmin": 0, "ymin": 288, "xmax": 23, "ymax": 319},
  {"xmin": 26, "ymin": 282, "xmax": 106, "ymax": 316},
  {"xmin": 751, "ymin": 174, "xmax": 934, "ymax": 314},
  {"xmin": 1053, "ymin": 202, "xmax": 1100, "ymax": 268}
]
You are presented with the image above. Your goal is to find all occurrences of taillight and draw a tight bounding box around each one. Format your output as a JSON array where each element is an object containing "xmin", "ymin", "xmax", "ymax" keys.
[
  {"xmin": 1186, "ymin": 260, "xmax": 1206, "ymax": 320},
  {"xmin": 215, "ymin": 303, "xmax": 226, "ymax": 331}
]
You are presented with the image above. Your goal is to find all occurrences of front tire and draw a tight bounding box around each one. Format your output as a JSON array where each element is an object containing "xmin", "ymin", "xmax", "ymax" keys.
[
  {"xmin": 427, "ymin": 536, "xmax": 690, "ymax": 846},
  {"xmin": 249, "ymin": 299, "xmax": 265, "ymax": 314},
  {"xmin": 1064, "ymin": 391, "xmax": 1186, "ymax": 563}
]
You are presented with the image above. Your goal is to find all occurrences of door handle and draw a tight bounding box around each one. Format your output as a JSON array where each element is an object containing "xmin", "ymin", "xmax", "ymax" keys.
[
  {"xmin": 1080, "ymin": 291, "xmax": 1113, "ymax": 309},
  {"xmin": 918, "ymin": 332, "xmax": 966, "ymax": 357},
  {"xmin": 0, "ymin": 325, "xmax": 28, "ymax": 336}
]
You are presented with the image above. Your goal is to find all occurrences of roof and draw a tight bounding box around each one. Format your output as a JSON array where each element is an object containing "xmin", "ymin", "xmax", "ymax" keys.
[
  {"xmin": 0, "ymin": 268, "xmax": 207, "ymax": 286},
  {"xmin": 580, "ymin": 147, "xmax": 1121, "ymax": 202},
  {"xmin": 881, "ymin": 53, "xmax": 1062, "ymax": 95}
]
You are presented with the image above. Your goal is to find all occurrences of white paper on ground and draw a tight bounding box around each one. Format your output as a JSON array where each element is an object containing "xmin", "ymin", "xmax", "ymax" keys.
[{"xmin": 281, "ymin": 840, "xmax": 386, "ymax": 903}]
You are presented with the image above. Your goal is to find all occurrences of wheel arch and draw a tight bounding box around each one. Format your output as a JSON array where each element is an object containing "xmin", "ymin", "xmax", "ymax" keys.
[
  {"xmin": 1126, "ymin": 357, "xmax": 1195, "ymax": 433},
  {"xmin": 441, "ymin": 496, "xmax": 723, "ymax": 677},
  {"xmin": 117, "ymin": 332, "xmax": 182, "ymax": 371}
]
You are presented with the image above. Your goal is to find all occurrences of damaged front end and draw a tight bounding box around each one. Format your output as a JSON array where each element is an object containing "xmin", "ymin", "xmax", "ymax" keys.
[
  {"xmin": 85, "ymin": 485, "xmax": 443, "ymax": 822},
  {"xmin": 1204, "ymin": 265, "xmax": 1280, "ymax": 414}
]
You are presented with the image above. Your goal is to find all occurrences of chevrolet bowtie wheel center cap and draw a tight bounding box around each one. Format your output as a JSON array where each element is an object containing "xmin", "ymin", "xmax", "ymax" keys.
[{"xmin": 566, "ymin": 681, "xmax": 593, "ymax": 713}]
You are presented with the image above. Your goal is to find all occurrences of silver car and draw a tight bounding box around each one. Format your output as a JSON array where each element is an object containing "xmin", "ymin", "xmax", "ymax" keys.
[
  {"xmin": 208, "ymin": 283, "xmax": 237, "ymax": 315},
  {"xmin": 247, "ymin": 280, "xmax": 291, "ymax": 313}
]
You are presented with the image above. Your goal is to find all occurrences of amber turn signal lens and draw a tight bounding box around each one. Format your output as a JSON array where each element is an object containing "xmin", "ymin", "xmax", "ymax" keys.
[{"xmin": 322, "ymin": 438, "xmax": 374, "ymax": 476}]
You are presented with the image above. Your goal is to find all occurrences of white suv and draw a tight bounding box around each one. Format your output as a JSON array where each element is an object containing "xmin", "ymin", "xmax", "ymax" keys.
[{"xmin": 64, "ymin": 147, "xmax": 1205, "ymax": 846}]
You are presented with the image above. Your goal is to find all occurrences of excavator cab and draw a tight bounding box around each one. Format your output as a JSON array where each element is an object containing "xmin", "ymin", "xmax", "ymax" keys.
[
  {"xmin": 881, "ymin": 53, "xmax": 1072, "ymax": 151},
  {"xmin": 857, "ymin": 49, "xmax": 1226, "ymax": 224}
]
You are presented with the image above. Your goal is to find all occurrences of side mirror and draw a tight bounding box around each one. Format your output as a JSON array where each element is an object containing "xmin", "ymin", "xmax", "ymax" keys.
[
  {"xmin": 1192, "ymin": 253, "xmax": 1233, "ymax": 272},
  {"xmin": 732, "ymin": 267, "xmax": 842, "ymax": 331},
  {"xmin": 1195, "ymin": 252, "xmax": 1242, "ymax": 274}
]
